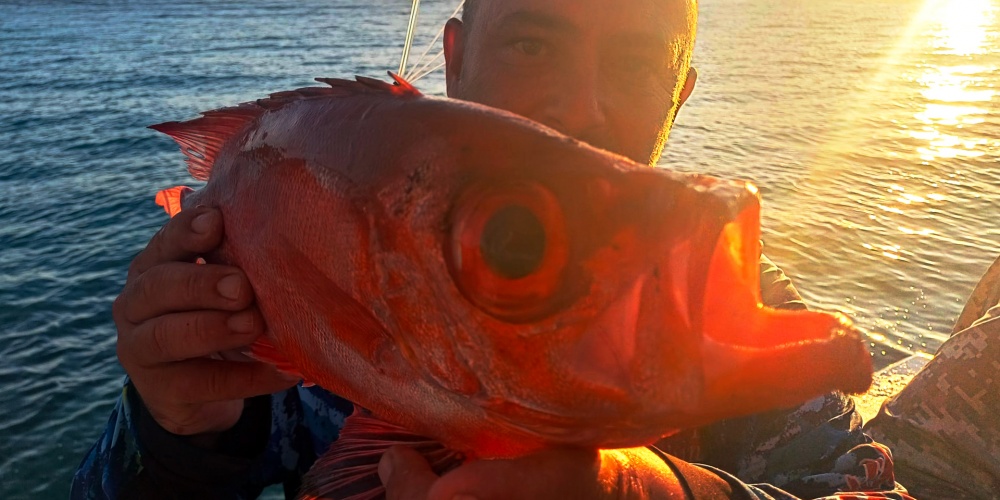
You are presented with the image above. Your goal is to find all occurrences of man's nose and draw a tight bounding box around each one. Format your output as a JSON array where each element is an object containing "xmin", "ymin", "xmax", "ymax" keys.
[{"xmin": 541, "ymin": 69, "xmax": 610, "ymax": 145}]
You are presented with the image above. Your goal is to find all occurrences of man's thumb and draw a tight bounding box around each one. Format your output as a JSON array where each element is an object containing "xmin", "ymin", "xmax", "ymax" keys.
[{"xmin": 380, "ymin": 446, "xmax": 439, "ymax": 500}]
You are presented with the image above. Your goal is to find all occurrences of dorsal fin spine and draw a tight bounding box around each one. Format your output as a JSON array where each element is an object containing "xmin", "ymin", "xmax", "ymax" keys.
[
  {"xmin": 387, "ymin": 72, "xmax": 420, "ymax": 96},
  {"xmin": 315, "ymin": 73, "xmax": 422, "ymax": 98}
]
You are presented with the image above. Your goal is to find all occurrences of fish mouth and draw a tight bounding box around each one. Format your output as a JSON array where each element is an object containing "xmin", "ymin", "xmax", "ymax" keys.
[
  {"xmin": 693, "ymin": 180, "xmax": 765, "ymax": 340},
  {"xmin": 581, "ymin": 172, "xmax": 873, "ymax": 432},
  {"xmin": 692, "ymin": 181, "xmax": 867, "ymax": 353},
  {"xmin": 676, "ymin": 178, "xmax": 873, "ymax": 420}
]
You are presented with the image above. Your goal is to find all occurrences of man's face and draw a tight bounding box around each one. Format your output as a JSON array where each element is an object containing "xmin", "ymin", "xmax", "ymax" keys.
[{"xmin": 444, "ymin": 0, "xmax": 696, "ymax": 165}]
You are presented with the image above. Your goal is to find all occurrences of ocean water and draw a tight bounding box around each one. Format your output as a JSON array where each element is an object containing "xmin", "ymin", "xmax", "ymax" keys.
[{"xmin": 0, "ymin": 0, "xmax": 997, "ymax": 498}]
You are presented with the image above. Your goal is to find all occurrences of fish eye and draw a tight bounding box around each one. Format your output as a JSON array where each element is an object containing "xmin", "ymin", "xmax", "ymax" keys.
[
  {"xmin": 480, "ymin": 205, "xmax": 547, "ymax": 280},
  {"xmin": 447, "ymin": 183, "xmax": 569, "ymax": 323}
]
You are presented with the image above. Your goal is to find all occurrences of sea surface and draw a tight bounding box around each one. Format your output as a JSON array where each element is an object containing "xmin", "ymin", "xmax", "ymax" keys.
[{"xmin": 1, "ymin": 0, "xmax": 997, "ymax": 497}]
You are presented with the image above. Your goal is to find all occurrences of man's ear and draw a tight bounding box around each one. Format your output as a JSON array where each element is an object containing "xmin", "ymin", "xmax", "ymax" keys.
[
  {"xmin": 678, "ymin": 66, "xmax": 698, "ymax": 108},
  {"xmin": 444, "ymin": 18, "xmax": 465, "ymax": 98},
  {"xmin": 664, "ymin": 66, "xmax": 699, "ymax": 140}
]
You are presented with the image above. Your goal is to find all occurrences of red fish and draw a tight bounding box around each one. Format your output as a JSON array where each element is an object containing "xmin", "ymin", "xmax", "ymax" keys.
[{"xmin": 151, "ymin": 74, "xmax": 872, "ymax": 499}]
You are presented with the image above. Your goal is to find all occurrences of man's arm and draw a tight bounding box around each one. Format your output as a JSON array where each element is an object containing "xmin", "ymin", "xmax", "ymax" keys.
[{"xmin": 71, "ymin": 383, "xmax": 276, "ymax": 499}]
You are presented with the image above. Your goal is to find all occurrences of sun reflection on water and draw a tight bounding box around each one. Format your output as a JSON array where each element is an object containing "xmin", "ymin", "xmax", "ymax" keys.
[
  {"xmin": 913, "ymin": 0, "xmax": 997, "ymax": 162},
  {"xmin": 793, "ymin": 0, "xmax": 1000, "ymax": 357},
  {"xmin": 935, "ymin": 0, "xmax": 995, "ymax": 55}
]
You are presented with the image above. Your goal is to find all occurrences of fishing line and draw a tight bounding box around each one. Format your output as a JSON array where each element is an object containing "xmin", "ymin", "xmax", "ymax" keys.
[
  {"xmin": 411, "ymin": 51, "xmax": 444, "ymax": 81},
  {"xmin": 409, "ymin": 1, "xmax": 465, "ymax": 76},
  {"xmin": 412, "ymin": 59, "xmax": 447, "ymax": 82},
  {"xmin": 398, "ymin": 0, "xmax": 422, "ymax": 77}
]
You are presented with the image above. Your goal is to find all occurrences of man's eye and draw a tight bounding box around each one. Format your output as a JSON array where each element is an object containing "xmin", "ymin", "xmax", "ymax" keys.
[
  {"xmin": 510, "ymin": 38, "xmax": 545, "ymax": 57},
  {"xmin": 498, "ymin": 38, "xmax": 550, "ymax": 67},
  {"xmin": 514, "ymin": 39, "xmax": 545, "ymax": 57}
]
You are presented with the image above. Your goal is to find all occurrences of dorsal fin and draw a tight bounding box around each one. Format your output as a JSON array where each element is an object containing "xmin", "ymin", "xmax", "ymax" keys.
[
  {"xmin": 150, "ymin": 73, "xmax": 422, "ymax": 181},
  {"xmin": 297, "ymin": 408, "xmax": 463, "ymax": 500},
  {"xmin": 387, "ymin": 72, "xmax": 420, "ymax": 95},
  {"xmin": 315, "ymin": 72, "xmax": 422, "ymax": 98}
]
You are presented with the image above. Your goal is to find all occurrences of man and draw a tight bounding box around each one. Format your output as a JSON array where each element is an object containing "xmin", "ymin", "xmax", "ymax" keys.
[{"xmin": 73, "ymin": 0, "xmax": 912, "ymax": 498}]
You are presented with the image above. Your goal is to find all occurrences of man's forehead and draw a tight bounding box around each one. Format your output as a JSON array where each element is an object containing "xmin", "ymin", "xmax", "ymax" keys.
[{"xmin": 470, "ymin": 0, "xmax": 695, "ymax": 38}]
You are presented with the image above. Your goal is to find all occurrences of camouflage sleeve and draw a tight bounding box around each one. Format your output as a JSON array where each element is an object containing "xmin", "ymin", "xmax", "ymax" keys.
[
  {"xmin": 650, "ymin": 448, "xmax": 915, "ymax": 500},
  {"xmin": 70, "ymin": 380, "xmax": 341, "ymax": 499},
  {"xmin": 759, "ymin": 252, "xmax": 808, "ymax": 311},
  {"xmin": 865, "ymin": 310, "xmax": 1000, "ymax": 499},
  {"xmin": 694, "ymin": 392, "xmax": 911, "ymax": 497},
  {"xmin": 864, "ymin": 254, "xmax": 1000, "ymax": 498},
  {"xmin": 71, "ymin": 383, "xmax": 146, "ymax": 499}
]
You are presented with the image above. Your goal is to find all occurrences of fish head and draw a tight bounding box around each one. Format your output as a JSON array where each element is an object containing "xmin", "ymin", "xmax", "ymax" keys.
[{"xmin": 363, "ymin": 99, "xmax": 873, "ymax": 454}]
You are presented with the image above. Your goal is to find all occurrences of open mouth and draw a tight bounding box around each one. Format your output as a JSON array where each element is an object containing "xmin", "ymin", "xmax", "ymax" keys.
[
  {"xmin": 695, "ymin": 182, "xmax": 867, "ymax": 353},
  {"xmin": 676, "ymin": 178, "xmax": 873, "ymax": 418},
  {"xmin": 659, "ymin": 176, "xmax": 765, "ymax": 342}
]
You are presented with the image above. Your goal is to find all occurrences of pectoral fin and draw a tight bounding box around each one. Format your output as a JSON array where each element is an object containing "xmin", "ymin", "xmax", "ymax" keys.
[
  {"xmin": 154, "ymin": 186, "xmax": 192, "ymax": 217},
  {"xmin": 298, "ymin": 408, "xmax": 463, "ymax": 500}
]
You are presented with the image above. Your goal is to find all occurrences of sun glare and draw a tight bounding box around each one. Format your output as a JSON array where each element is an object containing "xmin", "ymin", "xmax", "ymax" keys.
[
  {"xmin": 807, "ymin": 0, "xmax": 998, "ymax": 276},
  {"xmin": 935, "ymin": 0, "xmax": 994, "ymax": 55},
  {"xmin": 914, "ymin": 0, "xmax": 997, "ymax": 161}
]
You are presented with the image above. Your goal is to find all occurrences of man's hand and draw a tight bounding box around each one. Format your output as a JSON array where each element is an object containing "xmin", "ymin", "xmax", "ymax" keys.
[
  {"xmin": 378, "ymin": 445, "xmax": 689, "ymax": 500},
  {"xmin": 113, "ymin": 207, "xmax": 299, "ymax": 438}
]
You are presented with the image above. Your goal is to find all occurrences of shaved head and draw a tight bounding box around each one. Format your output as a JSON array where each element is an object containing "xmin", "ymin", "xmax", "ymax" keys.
[
  {"xmin": 462, "ymin": 0, "xmax": 698, "ymax": 50},
  {"xmin": 446, "ymin": 0, "xmax": 700, "ymax": 164}
]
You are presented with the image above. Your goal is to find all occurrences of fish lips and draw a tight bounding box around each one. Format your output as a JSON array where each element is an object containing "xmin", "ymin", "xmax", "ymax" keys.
[{"xmin": 641, "ymin": 172, "xmax": 873, "ymax": 429}]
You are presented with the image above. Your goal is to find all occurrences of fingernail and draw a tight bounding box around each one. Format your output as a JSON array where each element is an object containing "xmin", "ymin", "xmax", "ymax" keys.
[
  {"xmin": 217, "ymin": 274, "xmax": 243, "ymax": 300},
  {"xmin": 191, "ymin": 211, "xmax": 215, "ymax": 234},
  {"xmin": 227, "ymin": 311, "xmax": 255, "ymax": 334},
  {"xmin": 378, "ymin": 448, "xmax": 396, "ymax": 485}
]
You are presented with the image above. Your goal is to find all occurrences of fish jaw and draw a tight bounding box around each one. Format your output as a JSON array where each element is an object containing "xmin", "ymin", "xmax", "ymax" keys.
[
  {"xmin": 675, "ymin": 182, "xmax": 874, "ymax": 427},
  {"xmin": 632, "ymin": 173, "xmax": 872, "ymax": 430}
]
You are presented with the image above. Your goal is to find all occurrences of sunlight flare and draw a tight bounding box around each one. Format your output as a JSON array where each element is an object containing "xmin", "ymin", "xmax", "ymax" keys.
[{"xmin": 934, "ymin": 0, "xmax": 995, "ymax": 55}]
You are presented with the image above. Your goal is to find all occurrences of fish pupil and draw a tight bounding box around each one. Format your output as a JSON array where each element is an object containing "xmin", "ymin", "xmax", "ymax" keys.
[{"xmin": 480, "ymin": 205, "xmax": 546, "ymax": 280}]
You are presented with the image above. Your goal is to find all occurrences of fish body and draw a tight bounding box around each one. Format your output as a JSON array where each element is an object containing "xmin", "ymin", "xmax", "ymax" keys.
[{"xmin": 152, "ymin": 75, "xmax": 872, "ymax": 462}]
